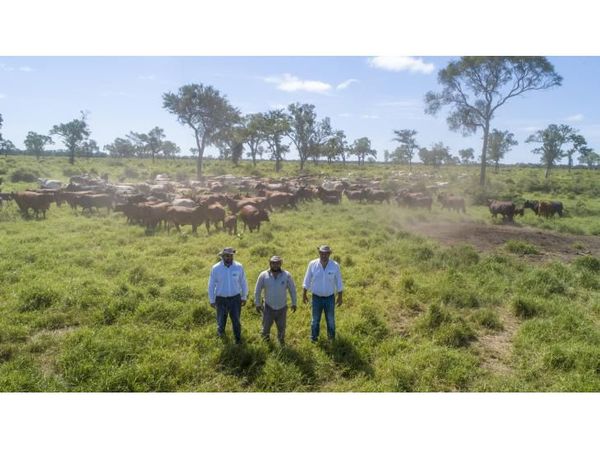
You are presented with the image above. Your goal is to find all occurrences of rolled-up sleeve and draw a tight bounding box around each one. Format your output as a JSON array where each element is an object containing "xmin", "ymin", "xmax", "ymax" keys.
[{"xmin": 335, "ymin": 265, "xmax": 343, "ymax": 293}]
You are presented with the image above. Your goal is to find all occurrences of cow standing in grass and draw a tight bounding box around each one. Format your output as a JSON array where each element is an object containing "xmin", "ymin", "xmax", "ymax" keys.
[{"xmin": 488, "ymin": 200, "xmax": 516, "ymax": 222}]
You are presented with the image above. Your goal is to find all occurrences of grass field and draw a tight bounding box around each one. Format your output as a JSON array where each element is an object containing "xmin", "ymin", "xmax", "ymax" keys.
[{"xmin": 1, "ymin": 156, "xmax": 599, "ymax": 391}]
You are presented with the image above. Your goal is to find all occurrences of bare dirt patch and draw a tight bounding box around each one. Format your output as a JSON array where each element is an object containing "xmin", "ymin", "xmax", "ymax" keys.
[{"xmin": 403, "ymin": 220, "xmax": 600, "ymax": 262}]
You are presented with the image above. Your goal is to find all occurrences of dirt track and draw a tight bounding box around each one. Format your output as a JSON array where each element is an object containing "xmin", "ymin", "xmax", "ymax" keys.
[{"xmin": 403, "ymin": 221, "xmax": 600, "ymax": 262}]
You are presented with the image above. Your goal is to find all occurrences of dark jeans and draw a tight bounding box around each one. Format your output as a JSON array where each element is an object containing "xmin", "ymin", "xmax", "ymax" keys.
[
  {"xmin": 216, "ymin": 294, "xmax": 242, "ymax": 342},
  {"xmin": 262, "ymin": 304, "xmax": 287, "ymax": 343},
  {"xmin": 311, "ymin": 294, "xmax": 335, "ymax": 341}
]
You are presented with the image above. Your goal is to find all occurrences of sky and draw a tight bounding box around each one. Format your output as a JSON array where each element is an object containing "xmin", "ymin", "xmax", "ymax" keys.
[{"xmin": 1, "ymin": 56, "xmax": 599, "ymax": 165}]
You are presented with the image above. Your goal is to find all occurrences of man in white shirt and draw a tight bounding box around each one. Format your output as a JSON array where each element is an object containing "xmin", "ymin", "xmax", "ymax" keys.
[
  {"xmin": 254, "ymin": 255, "xmax": 297, "ymax": 345},
  {"xmin": 302, "ymin": 245, "xmax": 343, "ymax": 342},
  {"xmin": 208, "ymin": 247, "xmax": 248, "ymax": 344}
]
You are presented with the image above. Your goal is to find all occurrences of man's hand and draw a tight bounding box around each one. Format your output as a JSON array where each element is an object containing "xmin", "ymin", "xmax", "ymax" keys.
[
  {"xmin": 210, "ymin": 303, "xmax": 216, "ymax": 309},
  {"xmin": 256, "ymin": 305, "xmax": 263, "ymax": 314},
  {"xmin": 302, "ymin": 292, "xmax": 308, "ymax": 304},
  {"xmin": 336, "ymin": 295, "xmax": 343, "ymax": 307},
  {"xmin": 291, "ymin": 305, "xmax": 297, "ymax": 313},
  {"xmin": 241, "ymin": 300, "xmax": 247, "ymax": 307}
]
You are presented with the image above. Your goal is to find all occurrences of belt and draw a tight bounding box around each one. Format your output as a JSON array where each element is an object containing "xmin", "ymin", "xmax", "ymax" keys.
[
  {"xmin": 216, "ymin": 294, "xmax": 241, "ymax": 300},
  {"xmin": 313, "ymin": 294, "xmax": 334, "ymax": 299}
]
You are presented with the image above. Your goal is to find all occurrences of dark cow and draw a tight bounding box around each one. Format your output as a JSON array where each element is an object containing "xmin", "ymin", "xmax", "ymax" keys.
[
  {"xmin": 166, "ymin": 204, "xmax": 208, "ymax": 233},
  {"xmin": 224, "ymin": 214, "xmax": 238, "ymax": 235},
  {"xmin": 239, "ymin": 205, "xmax": 270, "ymax": 232},
  {"xmin": 488, "ymin": 200, "xmax": 516, "ymax": 222},
  {"xmin": 343, "ymin": 189, "xmax": 367, "ymax": 202},
  {"xmin": 77, "ymin": 193, "xmax": 114, "ymax": 214},
  {"xmin": 316, "ymin": 186, "xmax": 342, "ymax": 204},
  {"xmin": 437, "ymin": 193, "xmax": 466, "ymax": 213},
  {"xmin": 206, "ymin": 203, "xmax": 226, "ymax": 232},
  {"xmin": 364, "ymin": 189, "xmax": 391, "ymax": 204},
  {"xmin": 396, "ymin": 192, "xmax": 432, "ymax": 211},
  {"xmin": 538, "ymin": 200, "xmax": 564, "ymax": 218},
  {"xmin": 13, "ymin": 191, "xmax": 53, "ymax": 218}
]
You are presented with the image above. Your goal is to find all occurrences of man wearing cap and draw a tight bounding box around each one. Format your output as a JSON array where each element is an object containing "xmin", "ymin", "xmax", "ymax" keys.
[
  {"xmin": 254, "ymin": 256, "xmax": 297, "ymax": 345},
  {"xmin": 302, "ymin": 245, "xmax": 343, "ymax": 342},
  {"xmin": 208, "ymin": 247, "xmax": 248, "ymax": 344}
]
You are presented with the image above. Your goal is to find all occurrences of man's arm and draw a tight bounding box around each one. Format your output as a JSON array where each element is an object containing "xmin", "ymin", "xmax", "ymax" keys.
[
  {"xmin": 254, "ymin": 273, "xmax": 264, "ymax": 311},
  {"xmin": 208, "ymin": 266, "xmax": 217, "ymax": 308},
  {"xmin": 287, "ymin": 273, "xmax": 297, "ymax": 311},
  {"xmin": 335, "ymin": 263, "xmax": 343, "ymax": 306},
  {"xmin": 239, "ymin": 267, "xmax": 248, "ymax": 304},
  {"xmin": 302, "ymin": 262, "xmax": 312, "ymax": 304}
]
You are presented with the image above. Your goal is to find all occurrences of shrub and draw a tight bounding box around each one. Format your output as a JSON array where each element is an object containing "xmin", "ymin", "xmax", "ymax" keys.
[
  {"xmin": 505, "ymin": 240, "xmax": 539, "ymax": 255},
  {"xmin": 10, "ymin": 168, "xmax": 40, "ymax": 183},
  {"xmin": 440, "ymin": 286, "xmax": 480, "ymax": 308},
  {"xmin": 573, "ymin": 256, "xmax": 600, "ymax": 273},
  {"xmin": 512, "ymin": 297, "xmax": 542, "ymax": 319},
  {"xmin": 19, "ymin": 287, "xmax": 60, "ymax": 312},
  {"xmin": 473, "ymin": 309, "xmax": 504, "ymax": 330},
  {"xmin": 435, "ymin": 321, "xmax": 477, "ymax": 348}
]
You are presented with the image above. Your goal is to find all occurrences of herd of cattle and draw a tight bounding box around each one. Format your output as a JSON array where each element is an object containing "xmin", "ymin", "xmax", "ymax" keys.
[{"xmin": 0, "ymin": 174, "xmax": 565, "ymax": 232}]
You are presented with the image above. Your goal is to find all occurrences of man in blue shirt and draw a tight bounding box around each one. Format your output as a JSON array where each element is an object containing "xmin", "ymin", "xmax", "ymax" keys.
[
  {"xmin": 208, "ymin": 247, "xmax": 248, "ymax": 344},
  {"xmin": 302, "ymin": 245, "xmax": 343, "ymax": 342}
]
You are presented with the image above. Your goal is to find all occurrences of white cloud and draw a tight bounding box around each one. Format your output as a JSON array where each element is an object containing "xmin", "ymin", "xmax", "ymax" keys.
[
  {"xmin": 138, "ymin": 74, "xmax": 156, "ymax": 80},
  {"xmin": 338, "ymin": 112, "xmax": 352, "ymax": 117},
  {"xmin": 0, "ymin": 63, "xmax": 34, "ymax": 72},
  {"xmin": 565, "ymin": 113, "xmax": 584, "ymax": 122},
  {"xmin": 336, "ymin": 79, "xmax": 358, "ymax": 90},
  {"xmin": 264, "ymin": 73, "xmax": 332, "ymax": 93},
  {"xmin": 361, "ymin": 114, "xmax": 379, "ymax": 120},
  {"xmin": 368, "ymin": 56, "xmax": 435, "ymax": 74}
]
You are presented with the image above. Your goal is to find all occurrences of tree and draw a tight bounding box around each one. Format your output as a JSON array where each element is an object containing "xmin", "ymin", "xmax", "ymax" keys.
[
  {"xmin": 392, "ymin": 129, "xmax": 418, "ymax": 170},
  {"xmin": 127, "ymin": 127, "xmax": 168, "ymax": 162},
  {"xmin": 262, "ymin": 110, "xmax": 290, "ymax": 172},
  {"xmin": 50, "ymin": 112, "xmax": 91, "ymax": 164},
  {"xmin": 286, "ymin": 103, "xmax": 332, "ymax": 169},
  {"xmin": 79, "ymin": 139, "xmax": 99, "ymax": 158},
  {"xmin": 526, "ymin": 124, "xmax": 574, "ymax": 178},
  {"xmin": 351, "ymin": 137, "xmax": 376, "ymax": 165},
  {"xmin": 458, "ymin": 147, "xmax": 475, "ymax": 165},
  {"xmin": 24, "ymin": 132, "xmax": 54, "ymax": 160},
  {"xmin": 425, "ymin": 57, "xmax": 562, "ymax": 186},
  {"xmin": 242, "ymin": 113, "xmax": 267, "ymax": 166},
  {"xmin": 163, "ymin": 84, "xmax": 240, "ymax": 179},
  {"xmin": 578, "ymin": 150, "xmax": 600, "ymax": 169},
  {"xmin": 216, "ymin": 125, "xmax": 245, "ymax": 166},
  {"xmin": 389, "ymin": 146, "xmax": 413, "ymax": 164},
  {"xmin": 566, "ymin": 133, "xmax": 589, "ymax": 172},
  {"xmin": 0, "ymin": 139, "xmax": 16, "ymax": 157},
  {"xmin": 161, "ymin": 141, "xmax": 181, "ymax": 159},
  {"xmin": 104, "ymin": 138, "xmax": 136, "ymax": 158},
  {"xmin": 322, "ymin": 130, "xmax": 348, "ymax": 164},
  {"xmin": 487, "ymin": 129, "xmax": 518, "ymax": 173}
]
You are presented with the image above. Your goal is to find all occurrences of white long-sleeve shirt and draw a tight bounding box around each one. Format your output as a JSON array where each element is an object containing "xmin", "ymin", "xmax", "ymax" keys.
[
  {"xmin": 302, "ymin": 259, "xmax": 343, "ymax": 297},
  {"xmin": 208, "ymin": 260, "xmax": 248, "ymax": 304}
]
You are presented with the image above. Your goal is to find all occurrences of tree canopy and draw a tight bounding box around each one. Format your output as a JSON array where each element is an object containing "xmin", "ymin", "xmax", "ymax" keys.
[
  {"xmin": 487, "ymin": 129, "xmax": 518, "ymax": 172},
  {"xmin": 49, "ymin": 112, "xmax": 91, "ymax": 165},
  {"xmin": 526, "ymin": 124, "xmax": 574, "ymax": 178},
  {"xmin": 24, "ymin": 131, "xmax": 54, "ymax": 160},
  {"xmin": 425, "ymin": 57, "xmax": 562, "ymax": 185}
]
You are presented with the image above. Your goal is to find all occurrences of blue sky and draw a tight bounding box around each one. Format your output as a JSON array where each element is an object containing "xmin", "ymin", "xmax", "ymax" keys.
[{"xmin": 1, "ymin": 56, "xmax": 599, "ymax": 164}]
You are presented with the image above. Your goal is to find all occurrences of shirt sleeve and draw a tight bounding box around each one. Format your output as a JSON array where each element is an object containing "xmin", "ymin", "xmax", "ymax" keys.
[
  {"xmin": 240, "ymin": 267, "xmax": 248, "ymax": 301},
  {"xmin": 336, "ymin": 263, "xmax": 343, "ymax": 293},
  {"xmin": 287, "ymin": 273, "xmax": 297, "ymax": 306},
  {"xmin": 254, "ymin": 273, "xmax": 264, "ymax": 306},
  {"xmin": 208, "ymin": 266, "xmax": 217, "ymax": 304},
  {"xmin": 302, "ymin": 261, "xmax": 313, "ymax": 290}
]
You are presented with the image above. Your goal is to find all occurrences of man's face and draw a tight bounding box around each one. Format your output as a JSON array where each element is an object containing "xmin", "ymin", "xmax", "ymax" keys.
[
  {"xmin": 319, "ymin": 252, "xmax": 330, "ymax": 263},
  {"xmin": 269, "ymin": 261, "xmax": 282, "ymax": 272},
  {"xmin": 222, "ymin": 254, "xmax": 234, "ymax": 264}
]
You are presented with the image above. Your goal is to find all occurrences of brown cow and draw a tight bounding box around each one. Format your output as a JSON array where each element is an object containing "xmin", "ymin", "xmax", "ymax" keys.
[
  {"xmin": 267, "ymin": 192, "xmax": 297, "ymax": 209},
  {"xmin": 397, "ymin": 192, "xmax": 432, "ymax": 211},
  {"xmin": 166, "ymin": 204, "xmax": 208, "ymax": 233},
  {"xmin": 343, "ymin": 189, "xmax": 367, "ymax": 202},
  {"xmin": 224, "ymin": 215, "xmax": 238, "ymax": 235},
  {"xmin": 206, "ymin": 203, "xmax": 226, "ymax": 232},
  {"xmin": 239, "ymin": 205, "xmax": 270, "ymax": 232},
  {"xmin": 437, "ymin": 193, "xmax": 466, "ymax": 213},
  {"xmin": 77, "ymin": 193, "xmax": 114, "ymax": 214},
  {"xmin": 364, "ymin": 189, "xmax": 391, "ymax": 204},
  {"xmin": 488, "ymin": 200, "xmax": 515, "ymax": 222},
  {"xmin": 13, "ymin": 191, "xmax": 53, "ymax": 218}
]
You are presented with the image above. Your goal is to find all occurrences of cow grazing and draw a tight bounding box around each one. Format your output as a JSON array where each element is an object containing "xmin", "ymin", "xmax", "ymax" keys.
[
  {"xmin": 77, "ymin": 193, "xmax": 114, "ymax": 214},
  {"xmin": 396, "ymin": 192, "xmax": 432, "ymax": 211},
  {"xmin": 488, "ymin": 200, "xmax": 516, "ymax": 222},
  {"xmin": 364, "ymin": 189, "xmax": 391, "ymax": 204},
  {"xmin": 514, "ymin": 207, "xmax": 525, "ymax": 216},
  {"xmin": 343, "ymin": 189, "xmax": 367, "ymax": 203},
  {"xmin": 224, "ymin": 214, "xmax": 238, "ymax": 235},
  {"xmin": 267, "ymin": 192, "xmax": 297, "ymax": 210},
  {"xmin": 316, "ymin": 186, "xmax": 342, "ymax": 204},
  {"xmin": 437, "ymin": 193, "xmax": 466, "ymax": 213},
  {"xmin": 239, "ymin": 205, "xmax": 270, "ymax": 232}
]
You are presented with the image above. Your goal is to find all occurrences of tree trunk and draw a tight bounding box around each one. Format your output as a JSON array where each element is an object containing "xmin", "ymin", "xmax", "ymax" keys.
[
  {"xmin": 545, "ymin": 164, "xmax": 551, "ymax": 179},
  {"xmin": 195, "ymin": 133, "xmax": 205, "ymax": 180},
  {"xmin": 568, "ymin": 155, "xmax": 572, "ymax": 172},
  {"xmin": 495, "ymin": 161, "xmax": 499, "ymax": 173},
  {"xmin": 69, "ymin": 146, "xmax": 75, "ymax": 165},
  {"xmin": 479, "ymin": 124, "xmax": 490, "ymax": 186}
]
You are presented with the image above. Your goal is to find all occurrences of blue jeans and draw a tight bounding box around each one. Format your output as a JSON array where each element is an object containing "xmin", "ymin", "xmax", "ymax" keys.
[
  {"xmin": 216, "ymin": 295, "xmax": 242, "ymax": 342},
  {"xmin": 311, "ymin": 294, "xmax": 335, "ymax": 341}
]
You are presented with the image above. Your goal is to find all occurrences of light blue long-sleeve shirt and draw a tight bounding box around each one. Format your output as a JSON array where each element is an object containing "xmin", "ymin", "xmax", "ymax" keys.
[{"xmin": 208, "ymin": 260, "xmax": 248, "ymax": 304}]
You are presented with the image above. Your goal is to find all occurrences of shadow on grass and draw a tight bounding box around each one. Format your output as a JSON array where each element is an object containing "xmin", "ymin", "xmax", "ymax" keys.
[
  {"xmin": 321, "ymin": 336, "xmax": 374, "ymax": 378},
  {"xmin": 276, "ymin": 346, "xmax": 317, "ymax": 385},
  {"xmin": 217, "ymin": 338, "xmax": 267, "ymax": 384}
]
